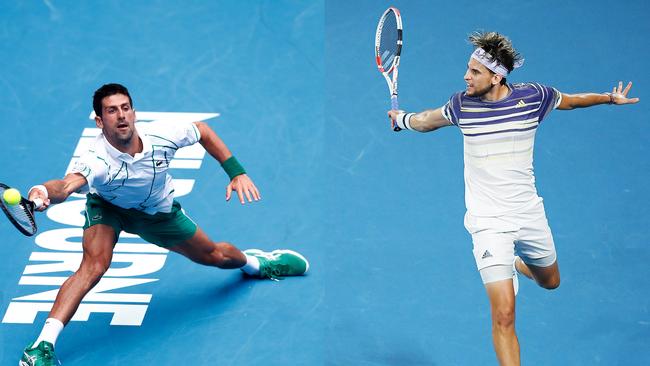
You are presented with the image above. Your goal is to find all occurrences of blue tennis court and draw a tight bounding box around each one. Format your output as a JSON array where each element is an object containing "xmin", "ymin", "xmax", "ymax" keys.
[{"xmin": 1, "ymin": 1, "xmax": 648, "ymax": 365}]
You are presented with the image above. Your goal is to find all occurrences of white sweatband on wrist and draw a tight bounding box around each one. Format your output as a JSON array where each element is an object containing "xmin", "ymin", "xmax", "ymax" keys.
[
  {"xmin": 29, "ymin": 185, "xmax": 48, "ymax": 199},
  {"xmin": 394, "ymin": 112, "xmax": 415, "ymax": 130}
]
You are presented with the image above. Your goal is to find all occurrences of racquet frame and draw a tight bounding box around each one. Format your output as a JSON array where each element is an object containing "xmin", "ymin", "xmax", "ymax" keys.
[
  {"xmin": 375, "ymin": 6, "xmax": 403, "ymax": 131},
  {"xmin": 0, "ymin": 183, "xmax": 38, "ymax": 236}
]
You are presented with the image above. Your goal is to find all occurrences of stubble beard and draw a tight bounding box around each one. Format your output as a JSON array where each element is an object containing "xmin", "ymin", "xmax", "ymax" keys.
[
  {"xmin": 466, "ymin": 83, "xmax": 494, "ymax": 98},
  {"xmin": 106, "ymin": 126, "xmax": 135, "ymax": 149}
]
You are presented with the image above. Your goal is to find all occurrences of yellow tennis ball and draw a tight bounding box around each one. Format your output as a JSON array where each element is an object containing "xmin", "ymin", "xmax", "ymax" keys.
[{"xmin": 3, "ymin": 188, "xmax": 21, "ymax": 206}]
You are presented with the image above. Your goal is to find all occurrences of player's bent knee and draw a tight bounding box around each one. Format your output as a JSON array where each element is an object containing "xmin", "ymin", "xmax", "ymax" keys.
[
  {"xmin": 78, "ymin": 260, "xmax": 111, "ymax": 281},
  {"xmin": 541, "ymin": 277, "xmax": 560, "ymax": 290}
]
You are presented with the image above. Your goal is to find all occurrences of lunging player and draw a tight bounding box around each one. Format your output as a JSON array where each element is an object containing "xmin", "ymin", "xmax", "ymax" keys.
[{"xmin": 20, "ymin": 83, "xmax": 309, "ymax": 366}]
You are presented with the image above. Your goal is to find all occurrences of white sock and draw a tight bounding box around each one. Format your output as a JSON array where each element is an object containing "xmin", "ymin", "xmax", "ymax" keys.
[
  {"xmin": 33, "ymin": 318, "xmax": 64, "ymax": 348},
  {"xmin": 240, "ymin": 254, "xmax": 260, "ymax": 275}
]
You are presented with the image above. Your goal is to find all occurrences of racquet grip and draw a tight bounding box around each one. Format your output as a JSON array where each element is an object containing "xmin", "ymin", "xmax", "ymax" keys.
[
  {"xmin": 390, "ymin": 95, "xmax": 402, "ymax": 131},
  {"xmin": 33, "ymin": 198, "xmax": 43, "ymax": 209}
]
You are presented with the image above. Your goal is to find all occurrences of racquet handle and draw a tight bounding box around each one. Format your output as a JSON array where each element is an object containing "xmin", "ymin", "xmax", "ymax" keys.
[
  {"xmin": 390, "ymin": 95, "xmax": 402, "ymax": 131},
  {"xmin": 33, "ymin": 198, "xmax": 43, "ymax": 209}
]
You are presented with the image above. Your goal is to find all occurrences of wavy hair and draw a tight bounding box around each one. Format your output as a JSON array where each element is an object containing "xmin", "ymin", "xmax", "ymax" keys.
[{"xmin": 468, "ymin": 31, "xmax": 522, "ymax": 84}]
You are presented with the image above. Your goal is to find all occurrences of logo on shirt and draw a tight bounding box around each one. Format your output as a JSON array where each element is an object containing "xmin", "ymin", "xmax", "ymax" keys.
[
  {"xmin": 516, "ymin": 100, "xmax": 526, "ymax": 108},
  {"xmin": 155, "ymin": 160, "xmax": 164, "ymax": 167},
  {"xmin": 481, "ymin": 250, "xmax": 493, "ymax": 259}
]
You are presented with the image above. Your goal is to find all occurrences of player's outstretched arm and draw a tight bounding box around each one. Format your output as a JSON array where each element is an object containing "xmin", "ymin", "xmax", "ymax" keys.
[
  {"xmin": 387, "ymin": 107, "xmax": 452, "ymax": 132},
  {"xmin": 557, "ymin": 81, "xmax": 640, "ymax": 110},
  {"xmin": 27, "ymin": 173, "xmax": 88, "ymax": 211},
  {"xmin": 193, "ymin": 121, "xmax": 261, "ymax": 204}
]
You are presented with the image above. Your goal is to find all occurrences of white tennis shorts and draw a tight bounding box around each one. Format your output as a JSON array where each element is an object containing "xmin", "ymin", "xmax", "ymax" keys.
[{"xmin": 464, "ymin": 199, "xmax": 557, "ymax": 276}]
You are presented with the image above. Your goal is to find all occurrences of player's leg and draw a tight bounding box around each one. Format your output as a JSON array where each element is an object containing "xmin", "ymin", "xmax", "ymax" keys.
[
  {"xmin": 484, "ymin": 266, "xmax": 520, "ymax": 366},
  {"xmin": 466, "ymin": 212, "xmax": 520, "ymax": 365},
  {"xmin": 49, "ymin": 224, "xmax": 117, "ymax": 322},
  {"xmin": 515, "ymin": 257, "xmax": 560, "ymax": 289},
  {"xmin": 166, "ymin": 227, "xmax": 309, "ymax": 279},
  {"xmin": 514, "ymin": 202, "xmax": 560, "ymax": 290},
  {"xmin": 141, "ymin": 201, "xmax": 308, "ymax": 279},
  {"xmin": 167, "ymin": 227, "xmax": 247, "ymax": 269},
  {"xmin": 21, "ymin": 224, "xmax": 117, "ymax": 366}
]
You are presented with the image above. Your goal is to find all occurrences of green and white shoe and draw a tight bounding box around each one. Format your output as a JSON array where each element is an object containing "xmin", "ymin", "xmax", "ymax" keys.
[
  {"xmin": 19, "ymin": 341, "xmax": 61, "ymax": 366},
  {"xmin": 243, "ymin": 249, "xmax": 309, "ymax": 280}
]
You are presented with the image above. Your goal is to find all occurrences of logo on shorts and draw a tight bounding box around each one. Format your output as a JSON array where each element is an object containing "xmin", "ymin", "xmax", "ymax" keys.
[
  {"xmin": 92, "ymin": 214, "xmax": 103, "ymax": 221},
  {"xmin": 481, "ymin": 250, "xmax": 493, "ymax": 259},
  {"xmin": 155, "ymin": 160, "xmax": 164, "ymax": 167}
]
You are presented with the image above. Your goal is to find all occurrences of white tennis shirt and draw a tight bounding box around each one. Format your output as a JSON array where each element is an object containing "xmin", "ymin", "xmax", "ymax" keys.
[
  {"xmin": 71, "ymin": 121, "xmax": 201, "ymax": 214},
  {"xmin": 442, "ymin": 83, "xmax": 562, "ymax": 216}
]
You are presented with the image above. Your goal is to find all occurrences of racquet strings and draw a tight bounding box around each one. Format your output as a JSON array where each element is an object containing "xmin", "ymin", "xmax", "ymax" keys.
[
  {"xmin": 378, "ymin": 11, "xmax": 399, "ymax": 72},
  {"xmin": 0, "ymin": 185, "xmax": 36, "ymax": 235}
]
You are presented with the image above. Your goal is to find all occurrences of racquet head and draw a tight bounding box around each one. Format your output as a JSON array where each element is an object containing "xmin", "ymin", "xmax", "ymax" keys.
[
  {"xmin": 375, "ymin": 7, "xmax": 402, "ymax": 75},
  {"xmin": 0, "ymin": 183, "xmax": 38, "ymax": 236}
]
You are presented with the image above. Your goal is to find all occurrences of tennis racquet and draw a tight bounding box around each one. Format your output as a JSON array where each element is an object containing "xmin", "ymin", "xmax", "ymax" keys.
[
  {"xmin": 0, "ymin": 183, "xmax": 43, "ymax": 236},
  {"xmin": 375, "ymin": 6, "xmax": 403, "ymax": 131}
]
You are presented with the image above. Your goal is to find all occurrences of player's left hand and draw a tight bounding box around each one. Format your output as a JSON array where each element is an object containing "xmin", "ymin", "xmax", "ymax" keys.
[
  {"xmin": 611, "ymin": 81, "xmax": 640, "ymax": 105},
  {"xmin": 226, "ymin": 174, "xmax": 261, "ymax": 204}
]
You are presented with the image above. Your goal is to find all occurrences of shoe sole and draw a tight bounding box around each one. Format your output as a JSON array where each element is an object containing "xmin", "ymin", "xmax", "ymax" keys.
[
  {"xmin": 243, "ymin": 248, "xmax": 265, "ymax": 256},
  {"xmin": 20, "ymin": 352, "xmax": 32, "ymax": 366},
  {"xmin": 243, "ymin": 249, "xmax": 310, "ymax": 274}
]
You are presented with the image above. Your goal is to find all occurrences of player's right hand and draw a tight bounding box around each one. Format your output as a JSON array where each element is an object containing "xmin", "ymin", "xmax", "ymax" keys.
[
  {"xmin": 387, "ymin": 109, "xmax": 405, "ymax": 131},
  {"xmin": 28, "ymin": 189, "xmax": 50, "ymax": 212}
]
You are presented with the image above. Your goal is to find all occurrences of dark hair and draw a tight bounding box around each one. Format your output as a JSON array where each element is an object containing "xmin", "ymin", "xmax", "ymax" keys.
[
  {"xmin": 468, "ymin": 31, "xmax": 522, "ymax": 85},
  {"xmin": 93, "ymin": 83, "xmax": 133, "ymax": 117}
]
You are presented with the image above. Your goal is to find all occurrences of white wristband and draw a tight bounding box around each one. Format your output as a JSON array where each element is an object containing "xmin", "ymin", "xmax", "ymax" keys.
[
  {"xmin": 29, "ymin": 185, "xmax": 48, "ymax": 199},
  {"xmin": 395, "ymin": 112, "xmax": 414, "ymax": 130}
]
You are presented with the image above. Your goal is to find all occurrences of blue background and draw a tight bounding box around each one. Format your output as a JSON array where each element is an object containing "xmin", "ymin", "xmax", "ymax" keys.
[{"xmin": 1, "ymin": 0, "xmax": 648, "ymax": 365}]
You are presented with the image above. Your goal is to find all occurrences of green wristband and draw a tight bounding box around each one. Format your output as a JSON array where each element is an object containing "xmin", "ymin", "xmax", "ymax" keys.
[{"xmin": 221, "ymin": 156, "xmax": 246, "ymax": 180}]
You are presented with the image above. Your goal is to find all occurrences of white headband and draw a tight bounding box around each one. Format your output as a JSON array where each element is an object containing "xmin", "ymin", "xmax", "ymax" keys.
[{"xmin": 470, "ymin": 48, "xmax": 524, "ymax": 77}]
